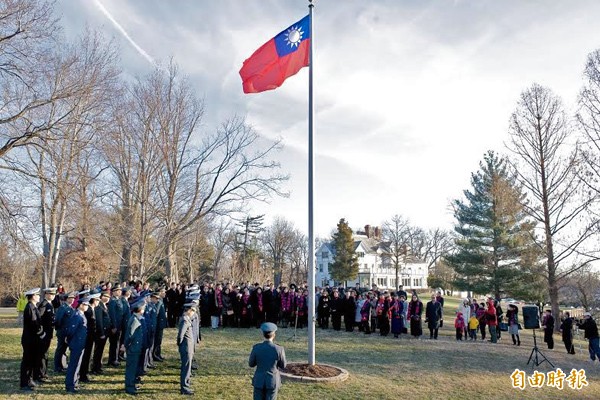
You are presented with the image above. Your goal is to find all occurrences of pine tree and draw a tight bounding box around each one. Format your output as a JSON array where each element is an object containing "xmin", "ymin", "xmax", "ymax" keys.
[
  {"xmin": 330, "ymin": 218, "xmax": 359, "ymax": 284},
  {"xmin": 447, "ymin": 151, "xmax": 540, "ymax": 299}
]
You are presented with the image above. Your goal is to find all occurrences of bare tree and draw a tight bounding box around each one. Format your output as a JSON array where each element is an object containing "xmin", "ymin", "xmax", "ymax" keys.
[
  {"xmin": 138, "ymin": 63, "xmax": 286, "ymax": 281},
  {"xmin": 507, "ymin": 83, "xmax": 599, "ymax": 329},
  {"xmin": 262, "ymin": 217, "xmax": 297, "ymax": 286},
  {"xmin": 1, "ymin": 30, "xmax": 120, "ymax": 287},
  {"xmin": 382, "ymin": 214, "xmax": 410, "ymax": 291},
  {"xmin": 560, "ymin": 268, "xmax": 600, "ymax": 311},
  {"xmin": 421, "ymin": 228, "xmax": 454, "ymax": 273}
]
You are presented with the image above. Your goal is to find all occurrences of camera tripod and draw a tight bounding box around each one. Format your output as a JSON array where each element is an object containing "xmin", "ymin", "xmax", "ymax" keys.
[
  {"xmin": 287, "ymin": 308, "xmax": 300, "ymax": 342},
  {"xmin": 527, "ymin": 328, "xmax": 555, "ymax": 368}
]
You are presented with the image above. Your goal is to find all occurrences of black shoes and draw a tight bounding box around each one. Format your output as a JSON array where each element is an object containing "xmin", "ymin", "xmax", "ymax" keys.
[
  {"xmin": 181, "ymin": 389, "xmax": 194, "ymax": 395},
  {"xmin": 20, "ymin": 386, "xmax": 34, "ymax": 391}
]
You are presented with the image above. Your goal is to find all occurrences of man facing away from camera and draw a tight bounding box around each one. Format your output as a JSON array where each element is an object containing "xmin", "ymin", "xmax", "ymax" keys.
[{"xmin": 249, "ymin": 322, "xmax": 287, "ymax": 400}]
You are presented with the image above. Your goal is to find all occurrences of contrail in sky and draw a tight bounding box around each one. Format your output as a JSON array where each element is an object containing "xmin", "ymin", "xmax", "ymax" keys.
[{"xmin": 92, "ymin": 0, "xmax": 157, "ymax": 67}]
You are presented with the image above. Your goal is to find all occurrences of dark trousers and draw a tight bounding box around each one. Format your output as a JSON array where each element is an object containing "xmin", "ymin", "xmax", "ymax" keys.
[
  {"xmin": 167, "ymin": 308, "xmax": 177, "ymax": 328},
  {"xmin": 92, "ymin": 336, "xmax": 107, "ymax": 372},
  {"xmin": 253, "ymin": 386, "xmax": 278, "ymax": 400},
  {"xmin": 379, "ymin": 316, "xmax": 390, "ymax": 336},
  {"xmin": 154, "ymin": 327, "xmax": 164, "ymax": 358},
  {"xmin": 36, "ymin": 336, "xmax": 51, "ymax": 379},
  {"xmin": 544, "ymin": 330, "xmax": 554, "ymax": 349},
  {"xmin": 563, "ymin": 337, "xmax": 575, "ymax": 354},
  {"xmin": 125, "ymin": 351, "xmax": 140, "ymax": 393},
  {"xmin": 54, "ymin": 333, "xmax": 68, "ymax": 371},
  {"xmin": 80, "ymin": 337, "xmax": 94, "ymax": 380},
  {"xmin": 20, "ymin": 342, "xmax": 37, "ymax": 387},
  {"xmin": 108, "ymin": 330, "xmax": 121, "ymax": 364},
  {"xmin": 65, "ymin": 345, "xmax": 84, "ymax": 391},
  {"xmin": 456, "ymin": 328, "xmax": 463, "ymax": 340},
  {"xmin": 430, "ymin": 327, "xmax": 439, "ymax": 339},
  {"xmin": 331, "ymin": 314, "xmax": 342, "ymax": 331},
  {"xmin": 318, "ymin": 314, "xmax": 329, "ymax": 329},
  {"xmin": 479, "ymin": 323, "xmax": 486, "ymax": 340},
  {"xmin": 179, "ymin": 347, "xmax": 193, "ymax": 391},
  {"xmin": 344, "ymin": 314, "xmax": 354, "ymax": 332}
]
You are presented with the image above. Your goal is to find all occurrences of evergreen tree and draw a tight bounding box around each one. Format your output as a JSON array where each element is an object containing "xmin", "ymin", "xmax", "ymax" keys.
[
  {"xmin": 330, "ymin": 218, "xmax": 359, "ymax": 284},
  {"xmin": 447, "ymin": 151, "xmax": 540, "ymax": 299}
]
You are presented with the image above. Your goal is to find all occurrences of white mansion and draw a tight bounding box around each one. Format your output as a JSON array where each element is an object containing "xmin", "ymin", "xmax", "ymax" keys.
[{"xmin": 316, "ymin": 225, "xmax": 429, "ymax": 290}]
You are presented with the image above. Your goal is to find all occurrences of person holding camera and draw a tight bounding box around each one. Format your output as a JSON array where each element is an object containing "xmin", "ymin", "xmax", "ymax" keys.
[{"xmin": 577, "ymin": 312, "xmax": 600, "ymax": 364}]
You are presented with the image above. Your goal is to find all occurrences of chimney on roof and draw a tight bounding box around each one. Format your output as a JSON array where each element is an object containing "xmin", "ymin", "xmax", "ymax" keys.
[
  {"xmin": 365, "ymin": 225, "xmax": 371, "ymax": 238},
  {"xmin": 374, "ymin": 226, "xmax": 381, "ymax": 239}
]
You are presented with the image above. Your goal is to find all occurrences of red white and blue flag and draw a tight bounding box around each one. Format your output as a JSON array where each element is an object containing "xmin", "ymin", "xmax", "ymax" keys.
[{"xmin": 239, "ymin": 15, "xmax": 310, "ymax": 94}]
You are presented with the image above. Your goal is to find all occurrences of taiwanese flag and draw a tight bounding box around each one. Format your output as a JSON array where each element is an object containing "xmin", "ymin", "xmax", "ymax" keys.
[{"xmin": 239, "ymin": 15, "xmax": 310, "ymax": 94}]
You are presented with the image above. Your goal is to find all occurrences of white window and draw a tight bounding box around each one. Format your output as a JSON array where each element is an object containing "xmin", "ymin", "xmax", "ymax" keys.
[
  {"xmin": 319, "ymin": 264, "xmax": 323, "ymax": 272},
  {"xmin": 322, "ymin": 252, "xmax": 329, "ymax": 258},
  {"xmin": 402, "ymin": 278, "xmax": 410, "ymax": 287},
  {"xmin": 357, "ymin": 252, "xmax": 365, "ymax": 258}
]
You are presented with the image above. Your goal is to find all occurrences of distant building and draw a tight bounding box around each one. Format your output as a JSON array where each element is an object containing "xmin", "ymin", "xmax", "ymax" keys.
[{"xmin": 315, "ymin": 225, "xmax": 429, "ymax": 290}]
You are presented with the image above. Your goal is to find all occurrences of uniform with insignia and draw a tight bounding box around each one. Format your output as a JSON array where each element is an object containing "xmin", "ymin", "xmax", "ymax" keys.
[
  {"xmin": 108, "ymin": 287, "xmax": 124, "ymax": 366},
  {"xmin": 143, "ymin": 297, "xmax": 157, "ymax": 371},
  {"xmin": 119, "ymin": 289, "xmax": 131, "ymax": 361},
  {"xmin": 65, "ymin": 300, "xmax": 89, "ymax": 393},
  {"xmin": 92, "ymin": 293, "xmax": 111, "ymax": 373},
  {"xmin": 124, "ymin": 300, "xmax": 145, "ymax": 395},
  {"xmin": 153, "ymin": 292, "xmax": 167, "ymax": 361},
  {"xmin": 177, "ymin": 306, "xmax": 196, "ymax": 395},
  {"xmin": 36, "ymin": 288, "xmax": 56, "ymax": 381},
  {"xmin": 54, "ymin": 292, "xmax": 76, "ymax": 372},
  {"xmin": 79, "ymin": 295, "xmax": 97, "ymax": 382},
  {"xmin": 19, "ymin": 288, "xmax": 44, "ymax": 391}
]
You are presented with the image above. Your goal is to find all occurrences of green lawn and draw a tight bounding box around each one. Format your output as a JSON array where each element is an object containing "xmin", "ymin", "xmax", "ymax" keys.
[{"xmin": 0, "ymin": 309, "xmax": 598, "ymax": 400}]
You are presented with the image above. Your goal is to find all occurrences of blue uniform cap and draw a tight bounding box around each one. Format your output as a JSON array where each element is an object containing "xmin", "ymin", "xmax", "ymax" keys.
[
  {"xmin": 260, "ymin": 322, "xmax": 278, "ymax": 333},
  {"xmin": 131, "ymin": 298, "xmax": 146, "ymax": 311}
]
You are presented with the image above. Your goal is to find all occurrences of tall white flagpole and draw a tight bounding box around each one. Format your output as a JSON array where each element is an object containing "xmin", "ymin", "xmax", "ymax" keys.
[{"xmin": 307, "ymin": 0, "xmax": 316, "ymax": 366}]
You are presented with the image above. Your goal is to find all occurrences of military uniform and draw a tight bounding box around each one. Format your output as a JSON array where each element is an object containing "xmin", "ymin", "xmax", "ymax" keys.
[
  {"xmin": 54, "ymin": 292, "xmax": 76, "ymax": 372},
  {"xmin": 92, "ymin": 294, "xmax": 111, "ymax": 373},
  {"xmin": 177, "ymin": 308, "xmax": 195, "ymax": 395},
  {"xmin": 249, "ymin": 322, "xmax": 287, "ymax": 400},
  {"xmin": 153, "ymin": 293, "xmax": 167, "ymax": 361},
  {"xmin": 65, "ymin": 300, "xmax": 89, "ymax": 393},
  {"xmin": 20, "ymin": 289, "xmax": 45, "ymax": 390},
  {"xmin": 119, "ymin": 289, "xmax": 132, "ymax": 361},
  {"xmin": 36, "ymin": 289, "xmax": 56, "ymax": 380},
  {"xmin": 124, "ymin": 308, "xmax": 144, "ymax": 395},
  {"xmin": 108, "ymin": 288, "xmax": 125, "ymax": 366},
  {"xmin": 79, "ymin": 295, "xmax": 98, "ymax": 382},
  {"xmin": 143, "ymin": 297, "xmax": 157, "ymax": 371}
]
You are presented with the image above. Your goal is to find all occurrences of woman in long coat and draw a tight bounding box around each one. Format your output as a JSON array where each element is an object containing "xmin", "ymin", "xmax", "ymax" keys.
[{"xmin": 407, "ymin": 294, "xmax": 423, "ymax": 337}]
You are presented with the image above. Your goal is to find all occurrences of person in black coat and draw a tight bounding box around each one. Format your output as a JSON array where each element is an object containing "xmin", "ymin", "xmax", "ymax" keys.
[
  {"xmin": 542, "ymin": 309, "xmax": 555, "ymax": 349},
  {"xmin": 576, "ymin": 312, "xmax": 600, "ymax": 362},
  {"xmin": 20, "ymin": 288, "xmax": 45, "ymax": 391},
  {"xmin": 80, "ymin": 294, "xmax": 99, "ymax": 383},
  {"xmin": 343, "ymin": 291, "xmax": 356, "ymax": 332},
  {"xmin": 92, "ymin": 291, "xmax": 111, "ymax": 373},
  {"xmin": 317, "ymin": 290, "xmax": 331, "ymax": 329},
  {"xmin": 559, "ymin": 311, "xmax": 576, "ymax": 355},
  {"xmin": 36, "ymin": 287, "xmax": 56, "ymax": 382},
  {"xmin": 330, "ymin": 290, "xmax": 344, "ymax": 331},
  {"xmin": 425, "ymin": 294, "xmax": 442, "ymax": 340},
  {"xmin": 166, "ymin": 282, "xmax": 178, "ymax": 328}
]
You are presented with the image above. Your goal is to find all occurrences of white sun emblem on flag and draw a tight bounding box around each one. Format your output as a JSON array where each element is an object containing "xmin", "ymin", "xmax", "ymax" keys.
[{"xmin": 285, "ymin": 25, "xmax": 304, "ymax": 48}]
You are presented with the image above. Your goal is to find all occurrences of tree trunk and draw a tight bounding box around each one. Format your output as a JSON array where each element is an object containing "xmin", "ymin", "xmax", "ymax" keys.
[{"xmin": 119, "ymin": 245, "xmax": 133, "ymax": 283}]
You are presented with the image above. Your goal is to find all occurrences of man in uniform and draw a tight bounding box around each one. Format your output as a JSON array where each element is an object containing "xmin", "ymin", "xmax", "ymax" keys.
[
  {"xmin": 177, "ymin": 302, "xmax": 196, "ymax": 395},
  {"xmin": 54, "ymin": 291, "xmax": 77, "ymax": 373},
  {"xmin": 143, "ymin": 292, "xmax": 157, "ymax": 372},
  {"xmin": 119, "ymin": 286, "xmax": 132, "ymax": 361},
  {"xmin": 124, "ymin": 298, "xmax": 146, "ymax": 395},
  {"xmin": 249, "ymin": 322, "xmax": 287, "ymax": 400},
  {"xmin": 153, "ymin": 288, "xmax": 168, "ymax": 362},
  {"xmin": 92, "ymin": 290, "xmax": 111, "ymax": 374},
  {"xmin": 65, "ymin": 297, "xmax": 90, "ymax": 393},
  {"xmin": 80, "ymin": 292, "xmax": 100, "ymax": 383},
  {"xmin": 108, "ymin": 284, "xmax": 124, "ymax": 367},
  {"xmin": 20, "ymin": 288, "xmax": 45, "ymax": 391},
  {"xmin": 36, "ymin": 287, "xmax": 57, "ymax": 382}
]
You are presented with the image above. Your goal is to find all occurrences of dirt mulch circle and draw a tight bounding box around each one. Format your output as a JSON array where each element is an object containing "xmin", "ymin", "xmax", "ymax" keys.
[{"xmin": 283, "ymin": 363, "xmax": 341, "ymax": 378}]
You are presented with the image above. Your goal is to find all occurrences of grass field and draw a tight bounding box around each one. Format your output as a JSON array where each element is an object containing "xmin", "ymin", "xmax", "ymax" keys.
[{"xmin": 0, "ymin": 301, "xmax": 599, "ymax": 400}]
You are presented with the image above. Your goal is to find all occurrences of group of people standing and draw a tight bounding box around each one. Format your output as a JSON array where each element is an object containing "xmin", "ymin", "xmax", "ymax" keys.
[{"xmin": 19, "ymin": 283, "xmax": 171, "ymax": 395}]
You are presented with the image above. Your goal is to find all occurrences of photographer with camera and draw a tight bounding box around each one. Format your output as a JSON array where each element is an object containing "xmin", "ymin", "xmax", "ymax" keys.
[{"xmin": 576, "ymin": 312, "xmax": 600, "ymax": 364}]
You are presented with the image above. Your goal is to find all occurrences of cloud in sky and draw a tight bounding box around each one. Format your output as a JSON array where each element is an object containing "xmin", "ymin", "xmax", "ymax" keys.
[{"xmin": 58, "ymin": 0, "xmax": 600, "ymax": 237}]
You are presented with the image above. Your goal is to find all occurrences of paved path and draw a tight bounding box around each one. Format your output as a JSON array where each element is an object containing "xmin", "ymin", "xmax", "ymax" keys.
[{"xmin": 0, "ymin": 307, "xmax": 16, "ymax": 315}]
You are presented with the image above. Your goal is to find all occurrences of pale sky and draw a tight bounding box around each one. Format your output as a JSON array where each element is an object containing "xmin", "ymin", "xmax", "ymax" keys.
[{"xmin": 58, "ymin": 0, "xmax": 600, "ymax": 238}]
